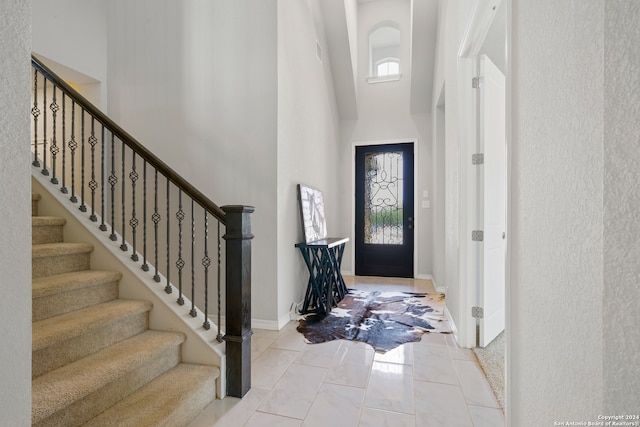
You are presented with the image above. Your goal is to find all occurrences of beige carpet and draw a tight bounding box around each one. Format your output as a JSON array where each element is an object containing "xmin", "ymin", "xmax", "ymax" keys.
[{"xmin": 473, "ymin": 331, "xmax": 505, "ymax": 409}]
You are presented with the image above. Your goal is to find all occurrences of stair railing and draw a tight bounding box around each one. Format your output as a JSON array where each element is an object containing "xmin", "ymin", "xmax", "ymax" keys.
[{"xmin": 30, "ymin": 54, "xmax": 253, "ymax": 398}]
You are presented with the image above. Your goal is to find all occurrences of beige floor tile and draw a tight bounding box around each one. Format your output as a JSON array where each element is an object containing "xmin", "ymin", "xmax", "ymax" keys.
[
  {"xmin": 252, "ymin": 348, "xmax": 300, "ymax": 390},
  {"xmin": 413, "ymin": 345, "xmax": 458, "ymax": 385},
  {"xmin": 302, "ymin": 383, "xmax": 365, "ymax": 427},
  {"xmin": 374, "ymin": 343, "xmax": 414, "ymax": 365},
  {"xmin": 359, "ymin": 408, "xmax": 416, "ymax": 427},
  {"xmin": 324, "ymin": 345, "xmax": 375, "ymax": 388},
  {"xmin": 270, "ymin": 324, "xmax": 308, "ymax": 352},
  {"xmin": 414, "ymin": 331, "xmax": 449, "ymax": 348},
  {"xmin": 295, "ymin": 340, "xmax": 341, "ymax": 368},
  {"xmin": 364, "ymin": 361, "xmax": 415, "ymax": 414},
  {"xmin": 245, "ymin": 412, "xmax": 303, "ymax": 427},
  {"xmin": 453, "ymin": 360, "xmax": 501, "ymax": 408},
  {"xmin": 257, "ymin": 364, "xmax": 327, "ymax": 419},
  {"xmin": 467, "ymin": 405, "xmax": 505, "ymax": 427},
  {"xmin": 188, "ymin": 388, "xmax": 269, "ymax": 427},
  {"xmin": 413, "ymin": 381, "xmax": 473, "ymax": 427}
]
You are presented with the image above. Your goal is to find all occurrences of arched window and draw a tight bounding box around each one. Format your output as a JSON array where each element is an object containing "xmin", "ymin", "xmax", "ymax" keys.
[
  {"xmin": 368, "ymin": 23, "xmax": 401, "ymax": 81},
  {"xmin": 376, "ymin": 58, "xmax": 400, "ymax": 77}
]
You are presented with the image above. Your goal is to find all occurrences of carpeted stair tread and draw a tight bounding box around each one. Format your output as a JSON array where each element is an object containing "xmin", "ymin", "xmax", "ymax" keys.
[
  {"xmin": 32, "ymin": 242, "xmax": 94, "ymax": 278},
  {"xmin": 33, "ymin": 270, "xmax": 122, "ymax": 299},
  {"xmin": 33, "ymin": 270, "xmax": 122, "ymax": 322},
  {"xmin": 32, "ymin": 330, "xmax": 186, "ymax": 425},
  {"xmin": 32, "ymin": 242, "xmax": 93, "ymax": 258},
  {"xmin": 32, "ymin": 299, "xmax": 153, "ymax": 352},
  {"xmin": 83, "ymin": 364, "xmax": 219, "ymax": 427},
  {"xmin": 32, "ymin": 216, "xmax": 67, "ymax": 226},
  {"xmin": 32, "ymin": 216, "xmax": 67, "ymax": 244}
]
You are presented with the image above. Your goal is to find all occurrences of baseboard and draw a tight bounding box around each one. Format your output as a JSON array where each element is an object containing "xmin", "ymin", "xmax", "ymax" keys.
[
  {"xmin": 252, "ymin": 312, "xmax": 292, "ymax": 331},
  {"xmin": 416, "ymin": 273, "xmax": 433, "ymax": 280},
  {"xmin": 341, "ymin": 270, "xmax": 353, "ymax": 276},
  {"xmin": 444, "ymin": 304, "xmax": 459, "ymax": 342}
]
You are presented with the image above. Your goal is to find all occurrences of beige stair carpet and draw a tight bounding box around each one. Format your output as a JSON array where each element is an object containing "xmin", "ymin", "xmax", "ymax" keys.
[{"xmin": 31, "ymin": 192, "xmax": 218, "ymax": 426}]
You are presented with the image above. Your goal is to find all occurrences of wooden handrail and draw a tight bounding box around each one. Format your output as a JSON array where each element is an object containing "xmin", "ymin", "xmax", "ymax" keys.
[{"xmin": 31, "ymin": 54, "xmax": 226, "ymax": 224}]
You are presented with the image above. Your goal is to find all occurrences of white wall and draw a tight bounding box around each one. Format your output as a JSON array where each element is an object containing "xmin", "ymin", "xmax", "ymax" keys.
[
  {"xmin": 32, "ymin": 0, "xmax": 108, "ymax": 108},
  {"xmin": 602, "ymin": 1, "xmax": 640, "ymax": 414},
  {"xmin": 510, "ymin": 0, "xmax": 604, "ymax": 423},
  {"xmin": 106, "ymin": 0, "xmax": 279, "ymax": 325},
  {"xmin": 341, "ymin": 0, "xmax": 433, "ymax": 277},
  {"xmin": 277, "ymin": 0, "xmax": 343, "ymax": 326},
  {"xmin": 0, "ymin": 0, "xmax": 32, "ymax": 423},
  {"xmin": 431, "ymin": 0, "xmax": 475, "ymax": 335}
]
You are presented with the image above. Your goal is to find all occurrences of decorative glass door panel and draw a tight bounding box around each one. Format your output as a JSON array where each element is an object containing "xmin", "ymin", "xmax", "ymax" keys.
[
  {"xmin": 364, "ymin": 152, "xmax": 404, "ymax": 245},
  {"xmin": 356, "ymin": 143, "xmax": 414, "ymax": 278}
]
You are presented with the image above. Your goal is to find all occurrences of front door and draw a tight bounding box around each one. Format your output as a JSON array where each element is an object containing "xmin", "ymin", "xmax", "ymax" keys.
[{"xmin": 355, "ymin": 143, "xmax": 414, "ymax": 277}]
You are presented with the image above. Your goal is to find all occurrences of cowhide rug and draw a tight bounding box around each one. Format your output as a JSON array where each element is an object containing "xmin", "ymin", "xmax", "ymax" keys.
[{"xmin": 297, "ymin": 289, "xmax": 452, "ymax": 352}]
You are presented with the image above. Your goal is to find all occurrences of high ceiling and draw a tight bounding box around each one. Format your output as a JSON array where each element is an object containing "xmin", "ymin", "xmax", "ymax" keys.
[{"xmin": 322, "ymin": 0, "xmax": 439, "ymax": 117}]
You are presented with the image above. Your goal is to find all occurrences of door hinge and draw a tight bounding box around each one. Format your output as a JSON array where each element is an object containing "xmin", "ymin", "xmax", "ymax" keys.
[
  {"xmin": 472, "ymin": 76, "xmax": 483, "ymax": 89},
  {"xmin": 472, "ymin": 306, "xmax": 484, "ymax": 319},
  {"xmin": 472, "ymin": 153, "xmax": 484, "ymax": 165},
  {"xmin": 472, "ymin": 230, "xmax": 484, "ymax": 241}
]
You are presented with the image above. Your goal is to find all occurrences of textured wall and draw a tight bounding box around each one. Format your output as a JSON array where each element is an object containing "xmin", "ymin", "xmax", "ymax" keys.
[
  {"xmin": 0, "ymin": 0, "xmax": 32, "ymax": 424},
  {"xmin": 511, "ymin": 0, "xmax": 604, "ymax": 423},
  {"xmin": 603, "ymin": 0, "xmax": 640, "ymax": 413}
]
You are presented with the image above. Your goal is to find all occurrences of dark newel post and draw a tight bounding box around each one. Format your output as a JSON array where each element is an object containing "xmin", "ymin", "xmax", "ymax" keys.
[{"xmin": 222, "ymin": 205, "xmax": 255, "ymax": 398}]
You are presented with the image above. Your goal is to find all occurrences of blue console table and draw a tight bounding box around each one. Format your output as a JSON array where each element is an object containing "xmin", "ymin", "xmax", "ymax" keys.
[{"xmin": 295, "ymin": 237, "xmax": 349, "ymax": 315}]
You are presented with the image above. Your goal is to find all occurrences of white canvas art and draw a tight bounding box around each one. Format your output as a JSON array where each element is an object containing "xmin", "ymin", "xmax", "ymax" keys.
[{"xmin": 298, "ymin": 184, "xmax": 327, "ymax": 243}]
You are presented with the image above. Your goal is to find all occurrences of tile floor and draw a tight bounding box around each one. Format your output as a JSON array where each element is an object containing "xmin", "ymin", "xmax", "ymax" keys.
[{"xmin": 189, "ymin": 276, "xmax": 504, "ymax": 427}]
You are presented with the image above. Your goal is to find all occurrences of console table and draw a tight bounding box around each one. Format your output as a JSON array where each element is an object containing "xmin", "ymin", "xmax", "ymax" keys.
[{"xmin": 295, "ymin": 237, "xmax": 349, "ymax": 315}]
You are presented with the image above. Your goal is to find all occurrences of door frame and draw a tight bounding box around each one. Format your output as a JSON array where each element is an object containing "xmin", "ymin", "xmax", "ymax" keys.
[
  {"xmin": 350, "ymin": 138, "xmax": 419, "ymax": 279},
  {"xmin": 457, "ymin": 0, "xmax": 511, "ymax": 420}
]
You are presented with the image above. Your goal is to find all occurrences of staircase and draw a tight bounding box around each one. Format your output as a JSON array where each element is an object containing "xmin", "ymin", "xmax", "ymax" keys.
[{"xmin": 31, "ymin": 192, "xmax": 219, "ymax": 426}]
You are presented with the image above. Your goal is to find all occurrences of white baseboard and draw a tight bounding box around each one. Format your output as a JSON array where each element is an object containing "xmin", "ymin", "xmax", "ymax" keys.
[
  {"xmin": 341, "ymin": 270, "xmax": 353, "ymax": 276},
  {"xmin": 416, "ymin": 273, "xmax": 433, "ymax": 280},
  {"xmin": 252, "ymin": 312, "xmax": 293, "ymax": 331},
  {"xmin": 444, "ymin": 304, "xmax": 459, "ymax": 342}
]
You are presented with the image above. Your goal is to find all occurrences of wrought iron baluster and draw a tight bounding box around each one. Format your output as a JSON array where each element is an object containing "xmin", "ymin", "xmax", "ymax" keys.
[
  {"xmin": 109, "ymin": 134, "xmax": 117, "ymax": 241},
  {"xmin": 32, "ymin": 70, "xmax": 41, "ymax": 167},
  {"xmin": 88, "ymin": 117, "xmax": 98, "ymax": 221},
  {"xmin": 120, "ymin": 143, "xmax": 128, "ymax": 251},
  {"xmin": 79, "ymin": 110, "xmax": 87, "ymax": 212},
  {"xmin": 152, "ymin": 170, "xmax": 161, "ymax": 281},
  {"xmin": 99, "ymin": 126, "xmax": 107, "ymax": 231},
  {"xmin": 60, "ymin": 93, "xmax": 68, "ymax": 194},
  {"xmin": 129, "ymin": 152, "xmax": 139, "ymax": 260},
  {"xmin": 217, "ymin": 221, "xmax": 223, "ymax": 342},
  {"xmin": 165, "ymin": 180, "xmax": 172, "ymax": 294},
  {"xmin": 190, "ymin": 199, "xmax": 197, "ymax": 318},
  {"xmin": 41, "ymin": 77, "xmax": 49, "ymax": 176},
  {"xmin": 176, "ymin": 190, "xmax": 185, "ymax": 305},
  {"xmin": 203, "ymin": 211, "xmax": 211, "ymax": 330},
  {"xmin": 69, "ymin": 101, "xmax": 78, "ymax": 203},
  {"xmin": 49, "ymin": 85, "xmax": 59, "ymax": 184},
  {"xmin": 142, "ymin": 161, "xmax": 149, "ymax": 271}
]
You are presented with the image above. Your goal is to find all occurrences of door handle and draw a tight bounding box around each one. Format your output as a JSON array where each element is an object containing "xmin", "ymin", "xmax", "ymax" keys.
[
  {"xmin": 502, "ymin": 232, "xmax": 506, "ymax": 239},
  {"xmin": 408, "ymin": 217, "xmax": 413, "ymax": 222}
]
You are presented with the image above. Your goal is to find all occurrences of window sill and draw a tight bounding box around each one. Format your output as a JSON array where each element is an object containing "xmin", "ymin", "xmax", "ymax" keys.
[{"xmin": 367, "ymin": 74, "xmax": 402, "ymax": 84}]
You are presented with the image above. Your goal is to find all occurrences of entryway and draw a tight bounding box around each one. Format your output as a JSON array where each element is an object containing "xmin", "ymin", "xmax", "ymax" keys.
[{"xmin": 354, "ymin": 143, "xmax": 414, "ymax": 278}]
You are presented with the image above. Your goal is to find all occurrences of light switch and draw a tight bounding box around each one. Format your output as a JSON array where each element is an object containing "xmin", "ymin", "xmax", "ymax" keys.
[
  {"xmin": 423, "ymin": 190, "xmax": 429, "ymax": 198},
  {"xmin": 422, "ymin": 200, "xmax": 431, "ymax": 208}
]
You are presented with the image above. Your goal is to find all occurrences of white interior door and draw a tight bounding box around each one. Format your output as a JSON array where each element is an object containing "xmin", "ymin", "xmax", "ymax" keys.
[{"xmin": 479, "ymin": 54, "xmax": 506, "ymax": 347}]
